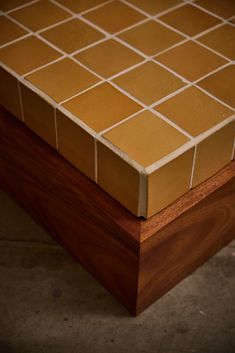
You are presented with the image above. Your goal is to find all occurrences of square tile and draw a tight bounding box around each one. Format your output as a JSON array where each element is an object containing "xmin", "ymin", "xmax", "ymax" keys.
[
  {"xmin": 197, "ymin": 24, "xmax": 235, "ymax": 60},
  {"xmin": 198, "ymin": 65, "xmax": 235, "ymax": 108},
  {"xmin": 74, "ymin": 39, "xmax": 143, "ymax": 78},
  {"xmin": 25, "ymin": 58, "xmax": 99, "ymax": 103},
  {"xmin": 147, "ymin": 148, "xmax": 194, "ymax": 217},
  {"xmin": 0, "ymin": 16, "xmax": 27, "ymax": 45},
  {"xmin": 57, "ymin": 110, "xmax": 95, "ymax": 180},
  {"xmin": 0, "ymin": 67, "xmax": 22, "ymax": 120},
  {"xmin": 0, "ymin": 36, "xmax": 61, "ymax": 75},
  {"xmin": 155, "ymin": 86, "xmax": 233, "ymax": 136},
  {"xmin": 119, "ymin": 20, "xmax": 184, "ymax": 56},
  {"xmin": 102, "ymin": 111, "xmax": 189, "ymax": 167},
  {"xmin": 0, "ymin": 0, "xmax": 32, "ymax": 11},
  {"xmin": 10, "ymin": 0, "xmax": 71, "ymax": 31},
  {"xmin": 20, "ymin": 83, "xmax": 56, "ymax": 147},
  {"xmin": 159, "ymin": 4, "xmax": 220, "ymax": 36},
  {"xmin": 156, "ymin": 41, "xmax": 227, "ymax": 81},
  {"xmin": 56, "ymin": 0, "xmax": 107, "ymax": 13},
  {"xmin": 62, "ymin": 83, "xmax": 141, "ymax": 132},
  {"xmin": 192, "ymin": 121, "xmax": 235, "ymax": 187},
  {"xmin": 83, "ymin": 1, "xmax": 145, "ymax": 33},
  {"xmin": 195, "ymin": 0, "xmax": 235, "ymax": 19},
  {"xmin": 41, "ymin": 18, "xmax": 104, "ymax": 53},
  {"xmin": 97, "ymin": 141, "xmax": 140, "ymax": 215},
  {"xmin": 113, "ymin": 61, "xmax": 185, "ymax": 105},
  {"xmin": 126, "ymin": 0, "xmax": 182, "ymax": 15}
]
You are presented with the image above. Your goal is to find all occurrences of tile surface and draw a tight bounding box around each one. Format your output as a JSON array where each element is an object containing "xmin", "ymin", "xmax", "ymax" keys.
[{"xmin": 126, "ymin": 0, "xmax": 182, "ymax": 15}]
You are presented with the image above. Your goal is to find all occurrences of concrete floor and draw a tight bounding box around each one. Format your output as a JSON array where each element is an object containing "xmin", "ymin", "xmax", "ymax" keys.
[{"xmin": 0, "ymin": 190, "xmax": 234, "ymax": 353}]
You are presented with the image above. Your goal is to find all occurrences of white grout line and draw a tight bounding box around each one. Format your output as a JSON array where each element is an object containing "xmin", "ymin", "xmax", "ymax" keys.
[
  {"xmin": 194, "ymin": 84, "xmax": 235, "ymax": 112},
  {"xmin": 94, "ymin": 139, "xmax": 98, "ymax": 183},
  {"xmin": 138, "ymin": 171, "xmax": 147, "ymax": 217},
  {"xmin": 22, "ymin": 56, "xmax": 66, "ymax": 77},
  {"xmin": 232, "ymin": 137, "xmax": 235, "ymax": 160},
  {"xmin": 0, "ymin": 33, "xmax": 31, "ymax": 49},
  {"xmin": 17, "ymin": 80, "xmax": 25, "ymax": 122},
  {"xmin": 189, "ymin": 144, "xmax": 197, "ymax": 188},
  {"xmin": 5, "ymin": 0, "xmax": 39, "ymax": 14},
  {"xmin": 54, "ymin": 107, "xmax": 58, "ymax": 149},
  {"xmin": 37, "ymin": 15, "xmax": 75, "ymax": 33},
  {"xmin": 190, "ymin": 1, "xmax": 235, "ymax": 23},
  {"xmin": 79, "ymin": 0, "xmax": 114, "ymax": 15}
]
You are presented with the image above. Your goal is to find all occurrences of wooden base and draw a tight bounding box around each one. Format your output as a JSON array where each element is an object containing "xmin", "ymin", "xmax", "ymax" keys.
[{"xmin": 0, "ymin": 106, "xmax": 235, "ymax": 315}]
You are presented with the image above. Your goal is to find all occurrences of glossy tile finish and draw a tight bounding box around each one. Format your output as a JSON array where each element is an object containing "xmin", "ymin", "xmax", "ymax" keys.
[{"xmin": 0, "ymin": 0, "xmax": 234, "ymax": 218}]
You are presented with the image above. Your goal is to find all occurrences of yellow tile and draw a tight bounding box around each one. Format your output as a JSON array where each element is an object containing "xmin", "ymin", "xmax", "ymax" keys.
[
  {"xmin": 10, "ymin": 0, "xmax": 71, "ymax": 31},
  {"xmin": 160, "ymin": 4, "xmax": 220, "ymax": 36},
  {"xmin": 147, "ymin": 148, "xmax": 194, "ymax": 217},
  {"xmin": 0, "ymin": 36, "xmax": 61, "ymax": 75},
  {"xmin": 62, "ymin": 83, "xmax": 141, "ymax": 132},
  {"xmin": 119, "ymin": 20, "xmax": 184, "ymax": 56},
  {"xmin": 195, "ymin": 0, "xmax": 235, "ymax": 19},
  {"xmin": 20, "ymin": 83, "xmax": 56, "ymax": 147},
  {"xmin": 41, "ymin": 18, "xmax": 104, "ymax": 53},
  {"xmin": 56, "ymin": 0, "xmax": 107, "ymax": 13},
  {"xmin": 126, "ymin": 0, "xmax": 182, "ymax": 15},
  {"xmin": 0, "ymin": 0, "xmax": 31, "ymax": 11},
  {"xmin": 157, "ymin": 41, "xmax": 227, "ymax": 81},
  {"xmin": 103, "ymin": 111, "xmax": 189, "ymax": 167},
  {"xmin": 113, "ymin": 61, "xmax": 185, "ymax": 105},
  {"xmin": 198, "ymin": 24, "xmax": 235, "ymax": 60},
  {"xmin": 84, "ymin": 1, "xmax": 145, "ymax": 33},
  {"xmin": 0, "ymin": 16, "xmax": 27, "ymax": 45},
  {"xmin": 198, "ymin": 65, "xmax": 235, "ymax": 108},
  {"xmin": 26, "ymin": 58, "xmax": 99, "ymax": 103},
  {"xmin": 192, "ymin": 121, "xmax": 235, "ymax": 187},
  {"xmin": 97, "ymin": 141, "xmax": 140, "ymax": 215},
  {"xmin": 0, "ymin": 67, "xmax": 22, "ymax": 120},
  {"xmin": 57, "ymin": 110, "xmax": 95, "ymax": 180},
  {"xmin": 156, "ymin": 87, "xmax": 233, "ymax": 136},
  {"xmin": 75, "ymin": 39, "xmax": 143, "ymax": 78}
]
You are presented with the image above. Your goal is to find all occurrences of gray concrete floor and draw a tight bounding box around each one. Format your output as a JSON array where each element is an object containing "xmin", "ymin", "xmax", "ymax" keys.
[{"xmin": 0, "ymin": 190, "xmax": 234, "ymax": 353}]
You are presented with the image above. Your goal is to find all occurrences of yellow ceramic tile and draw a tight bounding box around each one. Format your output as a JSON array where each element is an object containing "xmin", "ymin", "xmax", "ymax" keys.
[
  {"xmin": 41, "ymin": 18, "xmax": 104, "ymax": 53},
  {"xmin": 62, "ymin": 83, "xmax": 141, "ymax": 132},
  {"xmin": 196, "ymin": 0, "xmax": 235, "ymax": 19},
  {"xmin": 102, "ymin": 111, "xmax": 189, "ymax": 167},
  {"xmin": 0, "ymin": 36, "xmax": 61, "ymax": 75},
  {"xmin": 74, "ymin": 39, "xmax": 143, "ymax": 78},
  {"xmin": 0, "ymin": 0, "xmax": 31, "ymax": 11},
  {"xmin": 57, "ymin": 110, "xmax": 95, "ymax": 180},
  {"xmin": 198, "ymin": 65, "xmax": 235, "ymax": 109},
  {"xmin": 0, "ymin": 16, "xmax": 27, "ymax": 45},
  {"xmin": 198, "ymin": 24, "xmax": 235, "ymax": 60},
  {"xmin": 0, "ymin": 67, "xmax": 22, "ymax": 120},
  {"xmin": 192, "ymin": 121, "xmax": 235, "ymax": 187},
  {"xmin": 10, "ymin": 0, "xmax": 71, "ymax": 31},
  {"xmin": 84, "ymin": 1, "xmax": 145, "ymax": 34},
  {"xmin": 119, "ymin": 20, "xmax": 184, "ymax": 56},
  {"xmin": 97, "ymin": 141, "xmax": 140, "ymax": 215},
  {"xmin": 56, "ymin": 0, "xmax": 107, "ymax": 13},
  {"xmin": 20, "ymin": 83, "xmax": 56, "ymax": 147},
  {"xmin": 25, "ymin": 58, "xmax": 99, "ymax": 103},
  {"xmin": 156, "ymin": 87, "xmax": 233, "ymax": 136},
  {"xmin": 160, "ymin": 4, "xmax": 220, "ymax": 36},
  {"xmin": 157, "ymin": 41, "xmax": 227, "ymax": 81},
  {"xmin": 147, "ymin": 148, "xmax": 194, "ymax": 217},
  {"xmin": 113, "ymin": 61, "xmax": 185, "ymax": 105},
  {"xmin": 126, "ymin": 0, "xmax": 182, "ymax": 15}
]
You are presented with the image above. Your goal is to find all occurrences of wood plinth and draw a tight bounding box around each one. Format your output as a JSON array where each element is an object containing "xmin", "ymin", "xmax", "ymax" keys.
[{"xmin": 0, "ymin": 106, "xmax": 234, "ymax": 315}]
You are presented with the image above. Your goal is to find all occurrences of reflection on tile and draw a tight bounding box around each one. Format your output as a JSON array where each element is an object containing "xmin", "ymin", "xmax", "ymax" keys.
[
  {"xmin": 26, "ymin": 58, "xmax": 99, "ymax": 103},
  {"xmin": 198, "ymin": 24, "xmax": 235, "ymax": 60},
  {"xmin": 0, "ymin": 16, "xmax": 27, "ymax": 45},
  {"xmin": 126, "ymin": 0, "xmax": 182, "ymax": 15},
  {"xmin": 41, "ymin": 18, "xmax": 104, "ymax": 53},
  {"xmin": 62, "ymin": 83, "xmax": 141, "ymax": 132},
  {"xmin": 156, "ymin": 86, "xmax": 233, "ymax": 136},
  {"xmin": 157, "ymin": 41, "xmax": 227, "ymax": 81},
  {"xmin": 10, "ymin": 0, "xmax": 71, "ymax": 31},
  {"xmin": 57, "ymin": 110, "xmax": 95, "ymax": 180},
  {"xmin": 198, "ymin": 65, "xmax": 235, "ymax": 108},
  {"xmin": 195, "ymin": 0, "xmax": 235, "ymax": 19},
  {"xmin": 160, "ymin": 4, "xmax": 220, "ymax": 36},
  {"xmin": 84, "ymin": 1, "xmax": 145, "ymax": 33},
  {"xmin": 75, "ymin": 39, "xmax": 143, "ymax": 78},
  {"xmin": 0, "ymin": 36, "xmax": 61, "ymax": 75},
  {"xmin": 0, "ymin": 0, "xmax": 32, "ymax": 11},
  {"xmin": 102, "ymin": 111, "xmax": 189, "ymax": 167},
  {"xmin": 113, "ymin": 61, "xmax": 185, "ymax": 104},
  {"xmin": 56, "ymin": 0, "xmax": 107, "ymax": 13},
  {"xmin": 119, "ymin": 20, "xmax": 184, "ymax": 56}
]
